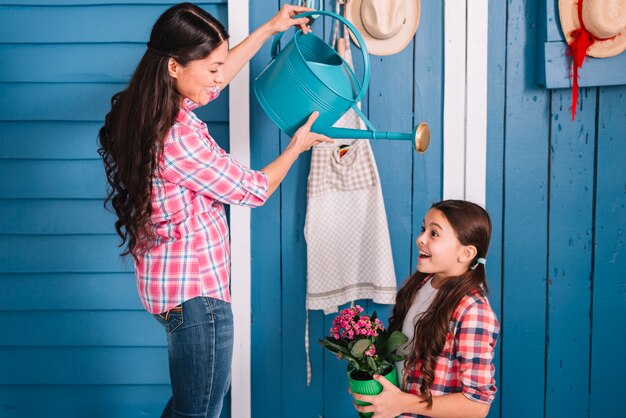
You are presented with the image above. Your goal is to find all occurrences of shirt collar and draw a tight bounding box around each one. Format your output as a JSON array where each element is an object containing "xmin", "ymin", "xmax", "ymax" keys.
[{"xmin": 176, "ymin": 98, "xmax": 205, "ymax": 128}]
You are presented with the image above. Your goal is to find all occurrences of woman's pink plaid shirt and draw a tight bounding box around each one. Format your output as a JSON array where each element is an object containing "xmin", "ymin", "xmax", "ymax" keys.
[
  {"xmin": 135, "ymin": 96, "xmax": 268, "ymax": 314},
  {"xmin": 401, "ymin": 287, "xmax": 500, "ymax": 416}
]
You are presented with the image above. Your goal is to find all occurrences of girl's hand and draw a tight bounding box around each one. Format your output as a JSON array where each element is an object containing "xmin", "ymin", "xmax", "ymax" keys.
[
  {"xmin": 351, "ymin": 374, "xmax": 411, "ymax": 418},
  {"xmin": 266, "ymin": 4, "xmax": 314, "ymax": 35},
  {"xmin": 287, "ymin": 111, "xmax": 333, "ymax": 155}
]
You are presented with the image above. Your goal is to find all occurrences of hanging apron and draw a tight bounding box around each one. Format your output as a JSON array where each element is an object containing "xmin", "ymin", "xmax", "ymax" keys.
[{"xmin": 304, "ymin": 13, "xmax": 397, "ymax": 314}]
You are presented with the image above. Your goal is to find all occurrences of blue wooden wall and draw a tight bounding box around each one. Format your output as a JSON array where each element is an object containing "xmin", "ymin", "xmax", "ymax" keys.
[
  {"xmin": 1, "ymin": 1, "xmax": 624, "ymax": 418},
  {"xmin": 486, "ymin": 1, "xmax": 625, "ymax": 418},
  {"xmin": 0, "ymin": 1, "xmax": 230, "ymax": 417}
]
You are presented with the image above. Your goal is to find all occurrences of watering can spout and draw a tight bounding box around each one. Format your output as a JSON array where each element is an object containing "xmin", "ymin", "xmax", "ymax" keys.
[{"xmin": 323, "ymin": 123, "xmax": 431, "ymax": 153}]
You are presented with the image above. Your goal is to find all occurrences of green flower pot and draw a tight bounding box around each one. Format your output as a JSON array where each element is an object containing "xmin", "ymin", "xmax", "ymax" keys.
[{"xmin": 348, "ymin": 366, "xmax": 399, "ymax": 418}]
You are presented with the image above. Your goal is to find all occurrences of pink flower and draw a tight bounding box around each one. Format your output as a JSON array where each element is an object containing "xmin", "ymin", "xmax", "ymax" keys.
[{"xmin": 364, "ymin": 345, "xmax": 376, "ymax": 357}]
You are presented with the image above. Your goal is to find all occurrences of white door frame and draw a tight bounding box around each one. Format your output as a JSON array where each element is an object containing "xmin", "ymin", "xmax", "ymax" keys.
[
  {"xmin": 228, "ymin": 0, "xmax": 252, "ymax": 417},
  {"xmin": 443, "ymin": 0, "xmax": 488, "ymax": 206}
]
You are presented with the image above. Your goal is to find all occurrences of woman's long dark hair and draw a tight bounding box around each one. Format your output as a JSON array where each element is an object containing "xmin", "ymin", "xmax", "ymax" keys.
[
  {"xmin": 98, "ymin": 3, "xmax": 228, "ymax": 259},
  {"xmin": 388, "ymin": 200, "xmax": 492, "ymax": 407}
]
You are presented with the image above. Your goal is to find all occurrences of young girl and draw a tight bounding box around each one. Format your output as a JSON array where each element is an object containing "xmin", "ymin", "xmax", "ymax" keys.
[
  {"xmin": 352, "ymin": 200, "xmax": 500, "ymax": 418},
  {"xmin": 98, "ymin": 3, "xmax": 330, "ymax": 417}
]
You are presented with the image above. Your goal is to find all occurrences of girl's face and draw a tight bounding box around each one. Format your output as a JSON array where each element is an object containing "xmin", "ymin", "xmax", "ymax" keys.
[
  {"xmin": 169, "ymin": 41, "xmax": 228, "ymax": 106},
  {"xmin": 416, "ymin": 208, "xmax": 474, "ymax": 283}
]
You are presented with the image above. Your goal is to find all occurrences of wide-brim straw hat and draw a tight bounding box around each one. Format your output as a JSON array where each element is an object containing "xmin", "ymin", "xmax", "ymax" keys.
[
  {"xmin": 558, "ymin": 0, "xmax": 626, "ymax": 58},
  {"xmin": 345, "ymin": 0, "xmax": 420, "ymax": 56}
]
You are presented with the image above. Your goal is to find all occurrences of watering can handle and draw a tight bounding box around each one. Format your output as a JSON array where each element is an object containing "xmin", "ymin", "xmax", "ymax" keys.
[{"xmin": 270, "ymin": 10, "xmax": 370, "ymax": 105}]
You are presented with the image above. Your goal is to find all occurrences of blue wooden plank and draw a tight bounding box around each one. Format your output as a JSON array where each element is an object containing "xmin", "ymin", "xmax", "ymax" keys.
[
  {"xmin": 278, "ymin": 3, "xmax": 325, "ymax": 413},
  {"xmin": 545, "ymin": 0, "xmax": 563, "ymax": 42},
  {"xmin": 502, "ymin": 1, "xmax": 551, "ymax": 417},
  {"xmin": 0, "ymin": 200, "xmax": 115, "ymax": 234},
  {"xmin": 0, "ymin": 83, "xmax": 229, "ymax": 122},
  {"xmin": 0, "ymin": 160, "xmax": 107, "ymax": 199},
  {"xmin": 541, "ymin": 42, "xmax": 626, "ymax": 89},
  {"xmin": 486, "ymin": 0, "xmax": 507, "ymax": 416},
  {"xmin": 0, "ymin": 273, "xmax": 140, "ymax": 310},
  {"xmin": 0, "ymin": 83, "xmax": 123, "ymax": 122},
  {"xmin": 0, "ymin": 44, "xmax": 142, "ymax": 83},
  {"xmin": 590, "ymin": 85, "xmax": 626, "ymax": 418},
  {"xmin": 0, "ymin": 347, "xmax": 169, "ymax": 384},
  {"xmin": 545, "ymin": 88, "xmax": 595, "ymax": 418},
  {"xmin": 0, "ymin": 121, "xmax": 228, "ymax": 159},
  {"xmin": 2, "ymin": 310, "xmax": 164, "ymax": 346},
  {"xmin": 279, "ymin": 139, "xmax": 325, "ymax": 417},
  {"xmin": 0, "ymin": 4, "xmax": 226, "ymax": 43},
  {"xmin": 0, "ymin": 121, "xmax": 101, "ymax": 159},
  {"xmin": 0, "ymin": 235, "xmax": 132, "ymax": 273},
  {"xmin": 207, "ymin": 120, "xmax": 230, "ymax": 152},
  {"xmin": 249, "ymin": 0, "xmax": 284, "ymax": 416},
  {"xmin": 412, "ymin": 0, "xmax": 444, "ymax": 269},
  {"xmin": 368, "ymin": 48, "xmax": 415, "ymax": 280},
  {"xmin": 0, "ymin": 385, "xmax": 172, "ymax": 418}
]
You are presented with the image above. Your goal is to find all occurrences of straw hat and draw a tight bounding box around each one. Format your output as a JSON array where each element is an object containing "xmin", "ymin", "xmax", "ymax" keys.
[
  {"xmin": 345, "ymin": 0, "xmax": 420, "ymax": 56},
  {"xmin": 558, "ymin": 0, "xmax": 626, "ymax": 58}
]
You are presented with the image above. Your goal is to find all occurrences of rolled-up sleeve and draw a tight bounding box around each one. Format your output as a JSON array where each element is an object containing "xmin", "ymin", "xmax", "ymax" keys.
[
  {"xmin": 457, "ymin": 301, "xmax": 500, "ymax": 404},
  {"xmin": 161, "ymin": 127, "xmax": 268, "ymax": 207}
]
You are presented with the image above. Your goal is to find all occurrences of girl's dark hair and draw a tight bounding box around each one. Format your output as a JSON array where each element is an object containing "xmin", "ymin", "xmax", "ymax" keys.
[
  {"xmin": 388, "ymin": 200, "xmax": 492, "ymax": 407},
  {"xmin": 98, "ymin": 3, "xmax": 228, "ymax": 259}
]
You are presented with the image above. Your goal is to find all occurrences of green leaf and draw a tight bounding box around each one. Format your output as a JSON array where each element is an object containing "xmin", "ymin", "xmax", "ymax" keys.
[
  {"xmin": 366, "ymin": 356, "xmax": 377, "ymax": 371},
  {"xmin": 350, "ymin": 339, "xmax": 371, "ymax": 358},
  {"xmin": 371, "ymin": 311, "xmax": 378, "ymax": 323},
  {"xmin": 319, "ymin": 339, "xmax": 351, "ymax": 355},
  {"xmin": 325, "ymin": 336, "xmax": 349, "ymax": 348},
  {"xmin": 344, "ymin": 354, "xmax": 361, "ymax": 367},
  {"xmin": 378, "ymin": 331, "xmax": 409, "ymax": 358},
  {"xmin": 386, "ymin": 353, "xmax": 406, "ymax": 362}
]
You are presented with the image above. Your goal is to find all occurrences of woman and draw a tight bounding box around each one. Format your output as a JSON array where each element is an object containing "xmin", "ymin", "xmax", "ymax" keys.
[{"xmin": 98, "ymin": 3, "xmax": 330, "ymax": 417}]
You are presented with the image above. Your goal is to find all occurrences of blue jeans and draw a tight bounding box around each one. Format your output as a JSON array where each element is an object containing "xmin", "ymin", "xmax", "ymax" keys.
[{"xmin": 153, "ymin": 296, "xmax": 233, "ymax": 418}]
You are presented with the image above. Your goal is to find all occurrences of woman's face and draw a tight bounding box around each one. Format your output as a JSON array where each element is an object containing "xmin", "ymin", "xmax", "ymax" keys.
[{"xmin": 169, "ymin": 41, "xmax": 228, "ymax": 105}]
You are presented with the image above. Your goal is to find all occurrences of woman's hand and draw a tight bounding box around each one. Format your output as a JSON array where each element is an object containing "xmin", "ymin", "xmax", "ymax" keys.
[
  {"xmin": 351, "ymin": 374, "xmax": 413, "ymax": 418},
  {"xmin": 265, "ymin": 3, "xmax": 314, "ymax": 35},
  {"xmin": 261, "ymin": 111, "xmax": 332, "ymax": 199},
  {"xmin": 286, "ymin": 111, "xmax": 333, "ymax": 155}
]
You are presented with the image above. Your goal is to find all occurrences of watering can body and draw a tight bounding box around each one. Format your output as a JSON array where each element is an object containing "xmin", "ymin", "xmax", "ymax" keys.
[
  {"xmin": 253, "ymin": 11, "xmax": 430, "ymax": 152},
  {"xmin": 254, "ymin": 30, "xmax": 360, "ymax": 137}
]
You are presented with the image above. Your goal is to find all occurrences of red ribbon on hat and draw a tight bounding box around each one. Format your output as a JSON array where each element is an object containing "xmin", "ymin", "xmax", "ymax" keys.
[{"xmin": 567, "ymin": 0, "xmax": 595, "ymax": 120}]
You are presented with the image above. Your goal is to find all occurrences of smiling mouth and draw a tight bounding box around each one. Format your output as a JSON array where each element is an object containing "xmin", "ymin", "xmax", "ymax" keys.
[
  {"xmin": 204, "ymin": 86, "xmax": 219, "ymax": 95},
  {"xmin": 418, "ymin": 250, "xmax": 431, "ymax": 259}
]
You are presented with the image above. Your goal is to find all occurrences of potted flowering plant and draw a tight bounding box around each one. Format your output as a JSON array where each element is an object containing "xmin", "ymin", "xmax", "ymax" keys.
[{"xmin": 319, "ymin": 305, "xmax": 409, "ymax": 418}]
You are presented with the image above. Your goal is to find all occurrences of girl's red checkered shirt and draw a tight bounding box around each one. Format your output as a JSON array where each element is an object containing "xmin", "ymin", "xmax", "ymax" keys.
[{"xmin": 401, "ymin": 288, "xmax": 500, "ymax": 417}]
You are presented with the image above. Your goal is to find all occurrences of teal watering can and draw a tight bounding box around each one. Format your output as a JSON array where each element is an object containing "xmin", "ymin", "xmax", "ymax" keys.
[{"xmin": 254, "ymin": 10, "xmax": 430, "ymax": 152}]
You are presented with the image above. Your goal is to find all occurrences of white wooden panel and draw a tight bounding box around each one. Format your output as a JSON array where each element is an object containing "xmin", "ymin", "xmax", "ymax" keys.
[
  {"xmin": 443, "ymin": 0, "xmax": 467, "ymax": 200},
  {"xmin": 465, "ymin": 0, "xmax": 488, "ymax": 206},
  {"xmin": 228, "ymin": 0, "xmax": 252, "ymax": 417}
]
